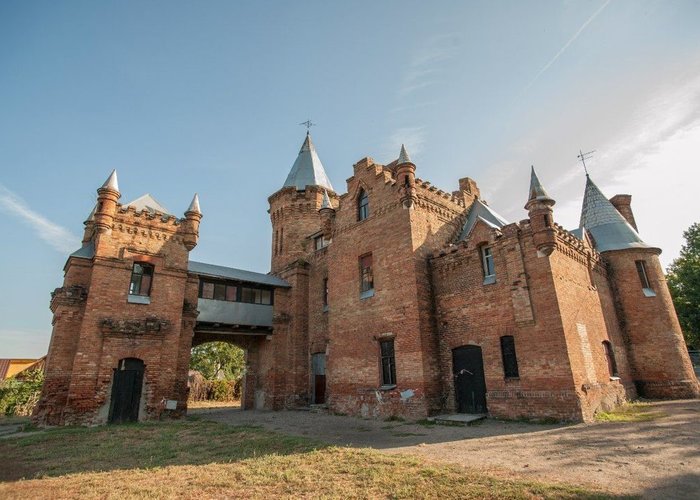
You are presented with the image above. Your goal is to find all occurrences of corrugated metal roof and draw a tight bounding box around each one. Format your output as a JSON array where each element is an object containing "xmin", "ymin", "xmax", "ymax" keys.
[
  {"xmin": 283, "ymin": 133, "xmax": 334, "ymax": 192},
  {"xmin": 458, "ymin": 199, "xmax": 508, "ymax": 241},
  {"xmin": 188, "ymin": 261, "xmax": 290, "ymax": 288},
  {"xmin": 579, "ymin": 176, "xmax": 650, "ymax": 252}
]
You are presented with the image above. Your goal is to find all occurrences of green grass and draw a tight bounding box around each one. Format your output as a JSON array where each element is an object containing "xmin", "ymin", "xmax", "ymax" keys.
[
  {"xmin": 0, "ymin": 418, "xmax": 621, "ymax": 499},
  {"xmin": 595, "ymin": 402, "xmax": 667, "ymax": 423}
]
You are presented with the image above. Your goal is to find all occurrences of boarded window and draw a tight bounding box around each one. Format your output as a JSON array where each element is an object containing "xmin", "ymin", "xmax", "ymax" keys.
[
  {"xmin": 358, "ymin": 189, "xmax": 369, "ymax": 221},
  {"xmin": 129, "ymin": 263, "xmax": 154, "ymax": 296},
  {"xmin": 360, "ymin": 253, "xmax": 374, "ymax": 293},
  {"xmin": 500, "ymin": 335, "xmax": 519, "ymax": 378},
  {"xmin": 380, "ymin": 339, "xmax": 396, "ymax": 386},
  {"xmin": 323, "ymin": 277, "xmax": 329, "ymax": 307}
]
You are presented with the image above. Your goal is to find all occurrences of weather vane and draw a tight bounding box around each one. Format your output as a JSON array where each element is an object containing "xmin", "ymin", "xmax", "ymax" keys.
[
  {"xmin": 577, "ymin": 149, "xmax": 595, "ymax": 176},
  {"xmin": 299, "ymin": 119, "xmax": 316, "ymax": 132}
]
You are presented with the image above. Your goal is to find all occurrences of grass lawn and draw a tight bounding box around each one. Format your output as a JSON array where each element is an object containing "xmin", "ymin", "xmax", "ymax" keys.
[
  {"xmin": 0, "ymin": 417, "xmax": 617, "ymax": 499},
  {"xmin": 595, "ymin": 402, "xmax": 667, "ymax": 423}
]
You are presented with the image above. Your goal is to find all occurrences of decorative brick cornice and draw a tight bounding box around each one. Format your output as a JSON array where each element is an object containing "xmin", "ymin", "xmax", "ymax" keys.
[
  {"xmin": 100, "ymin": 316, "xmax": 171, "ymax": 336},
  {"xmin": 50, "ymin": 285, "xmax": 88, "ymax": 312}
]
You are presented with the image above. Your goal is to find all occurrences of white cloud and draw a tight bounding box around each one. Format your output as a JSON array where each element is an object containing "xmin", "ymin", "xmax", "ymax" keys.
[{"xmin": 0, "ymin": 184, "xmax": 79, "ymax": 253}]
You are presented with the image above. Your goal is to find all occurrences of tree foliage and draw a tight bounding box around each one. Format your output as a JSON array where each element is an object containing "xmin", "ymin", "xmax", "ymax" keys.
[
  {"xmin": 667, "ymin": 222, "xmax": 700, "ymax": 348},
  {"xmin": 0, "ymin": 368, "xmax": 44, "ymax": 416},
  {"xmin": 189, "ymin": 342, "xmax": 246, "ymax": 381}
]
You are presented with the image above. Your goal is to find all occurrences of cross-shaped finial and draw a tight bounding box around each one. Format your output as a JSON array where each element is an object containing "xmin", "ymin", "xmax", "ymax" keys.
[
  {"xmin": 299, "ymin": 119, "xmax": 316, "ymax": 132},
  {"xmin": 577, "ymin": 149, "xmax": 595, "ymax": 176}
]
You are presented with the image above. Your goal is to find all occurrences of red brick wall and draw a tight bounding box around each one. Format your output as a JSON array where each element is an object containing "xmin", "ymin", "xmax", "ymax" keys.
[
  {"xmin": 35, "ymin": 193, "xmax": 199, "ymax": 425},
  {"xmin": 605, "ymin": 249, "xmax": 700, "ymax": 398}
]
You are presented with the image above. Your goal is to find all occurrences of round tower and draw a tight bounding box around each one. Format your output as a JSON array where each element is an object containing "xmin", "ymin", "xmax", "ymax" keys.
[
  {"xmin": 524, "ymin": 166, "xmax": 556, "ymax": 256},
  {"xmin": 395, "ymin": 144, "xmax": 417, "ymax": 208},
  {"xmin": 580, "ymin": 176, "xmax": 699, "ymax": 399},
  {"xmin": 269, "ymin": 133, "xmax": 335, "ymax": 273}
]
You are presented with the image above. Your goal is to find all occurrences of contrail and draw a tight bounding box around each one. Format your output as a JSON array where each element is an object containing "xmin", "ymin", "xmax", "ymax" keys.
[
  {"xmin": 522, "ymin": 0, "xmax": 612, "ymax": 93},
  {"xmin": 0, "ymin": 184, "xmax": 79, "ymax": 253}
]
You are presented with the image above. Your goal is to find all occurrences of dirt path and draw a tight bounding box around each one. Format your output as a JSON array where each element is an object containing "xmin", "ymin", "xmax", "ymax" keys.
[{"xmin": 195, "ymin": 399, "xmax": 700, "ymax": 499}]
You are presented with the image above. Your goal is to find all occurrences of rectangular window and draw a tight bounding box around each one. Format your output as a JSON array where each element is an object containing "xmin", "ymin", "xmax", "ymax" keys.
[
  {"xmin": 314, "ymin": 234, "xmax": 328, "ymax": 250},
  {"xmin": 380, "ymin": 339, "xmax": 396, "ymax": 386},
  {"xmin": 359, "ymin": 253, "xmax": 374, "ymax": 296},
  {"xmin": 322, "ymin": 277, "xmax": 329, "ymax": 307},
  {"xmin": 500, "ymin": 335, "xmax": 519, "ymax": 378},
  {"xmin": 129, "ymin": 263, "xmax": 154, "ymax": 296},
  {"xmin": 201, "ymin": 282, "xmax": 214, "ymax": 299},
  {"xmin": 635, "ymin": 260, "xmax": 656, "ymax": 297},
  {"xmin": 213, "ymin": 283, "xmax": 226, "ymax": 301},
  {"xmin": 225, "ymin": 285, "xmax": 238, "ymax": 302},
  {"xmin": 481, "ymin": 246, "xmax": 495, "ymax": 283}
]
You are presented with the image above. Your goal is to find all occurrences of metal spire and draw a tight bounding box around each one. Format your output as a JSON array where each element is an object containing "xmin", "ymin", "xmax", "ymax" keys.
[
  {"xmin": 397, "ymin": 144, "xmax": 412, "ymax": 164},
  {"xmin": 526, "ymin": 166, "xmax": 555, "ymax": 207},
  {"xmin": 186, "ymin": 193, "xmax": 201, "ymax": 214},
  {"xmin": 577, "ymin": 149, "xmax": 595, "ymax": 176},
  {"xmin": 101, "ymin": 169, "xmax": 119, "ymax": 192}
]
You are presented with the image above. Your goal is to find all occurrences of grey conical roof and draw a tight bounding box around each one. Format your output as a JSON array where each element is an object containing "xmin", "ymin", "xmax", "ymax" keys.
[
  {"xmin": 283, "ymin": 133, "xmax": 334, "ymax": 191},
  {"xmin": 186, "ymin": 193, "xmax": 201, "ymax": 214},
  {"xmin": 320, "ymin": 189, "xmax": 333, "ymax": 210},
  {"xmin": 101, "ymin": 169, "xmax": 119, "ymax": 192},
  {"xmin": 579, "ymin": 176, "xmax": 649, "ymax": 252},
  {"xmin": 397, "ymin": 144, "xmax": 412, "ymax": 165},
  {"xmin": 458, "ymin": 199, "xmax": 509, "ymax": 241},
  {"xmin": 526, "ymin": 166, "xmax": 554, "ymax": 207}
]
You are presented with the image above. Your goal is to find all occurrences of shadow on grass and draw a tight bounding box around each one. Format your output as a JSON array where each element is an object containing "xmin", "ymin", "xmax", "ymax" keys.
[{"xmin": 0, "ymin": 420, "xmax": 326, "ymax": 482}]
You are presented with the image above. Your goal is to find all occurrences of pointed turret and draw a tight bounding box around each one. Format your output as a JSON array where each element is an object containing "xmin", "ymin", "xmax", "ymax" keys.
[
  {"xmin": 94, "ymin": 170, "xmax": 121, "ymax": 234},
  {"xmin": 101, "ymin": 169, "xmax": 119, "ymax": 193},
  {"xmin": 81, "ymin": 204, "xmax": 97, "ymax": 245},
  {"xmin": 525, "ymin": 166, "xmax": 556, "ymax": 256},
  {"xmin": 186, "ymin": 193, "xmax": 201, "ymax": 215},
  {"xmin": 525, "ymin": 166, "xmax": 555, "ymax": 209},
  {"xmin": 395, "ymin": 144, "xmax": 417, "ymax": 208},
  {"xmin": 319, "ymin": 189, "xmax": 335, "ymax": 241},
  {"xmin": 183, "ymin": 193, "xmax": 202, "ymax": 251},
  {"xmin": 579, "ymin": 176, "xmax": 651, "ymax": 253},
  {"xmin": 282, "ymin": 133, "xmax": 334, "ymax": 191}
]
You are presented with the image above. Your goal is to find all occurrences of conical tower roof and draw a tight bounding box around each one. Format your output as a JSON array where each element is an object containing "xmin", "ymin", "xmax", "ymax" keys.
[
  {"xmin": 186, "ymin": 193, "xmax": 201, "ymax": 214},
  {"xmin": 101, "ymin": 169, "xmax": 119, "ymax": 192},
  {"xmin": 397, "ymin": 144, "xmax": 412, "ymax": 165},
  {"xmin": 320, "ymin": 189, "xmax": 333, "ymax": 210},
  {"xmin": 579, "ymin": 176, "xmax": 650, "ymax": 252},
  {"xmin": 283, "ymin": 133, "xmax": 334, "ymax": 192},
  {"xmin": 525, "ymin": 166, "xmax": 554, "ymax": 207}
]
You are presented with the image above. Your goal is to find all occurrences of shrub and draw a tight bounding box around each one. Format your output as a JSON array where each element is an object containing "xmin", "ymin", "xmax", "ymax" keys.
[{"xmin": 0, "ymin": 369, "xmax": 44, "ymax": 416}]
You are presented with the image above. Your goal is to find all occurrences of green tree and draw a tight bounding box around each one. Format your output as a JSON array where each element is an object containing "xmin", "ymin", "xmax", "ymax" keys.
[
  {"xmin": 667, "ymin": 222, "xmax": 700, "ymax": 348},
  {"xmin": 189, "ymin": 342, "xmax": 246, "ymax": 381}
]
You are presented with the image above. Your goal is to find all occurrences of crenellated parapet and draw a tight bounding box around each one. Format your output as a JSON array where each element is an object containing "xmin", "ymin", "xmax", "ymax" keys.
[{"xmin": 50, "ymin": 285, "xmax": 88, "ymax": 312}]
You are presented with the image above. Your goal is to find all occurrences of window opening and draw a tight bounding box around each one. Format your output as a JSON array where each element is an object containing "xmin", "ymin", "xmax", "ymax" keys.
[
  {"xmin": 500, "ymin": 336, "xmax": 519, "ymax": 378},
  {"xmin": 380, "ymin": 339, "xmax": 396, "ymax": 386},
  {"xmin": 603, "ymin": 341, "xmax": 618, "ymax": 377},
  {"xmin": 129, "ymin": 263, "xmax": 154, "ymax": 296},
  {"xmin": 359, "ymin": 253, "xmax": 374, "ymax": 297},
  {"xmin": 358, "ymin": 189, "xmax": 369, "ymax": 221},
  {"xmin": 481, "ymin": 246, "xmax": 495, "ymax": 283}
]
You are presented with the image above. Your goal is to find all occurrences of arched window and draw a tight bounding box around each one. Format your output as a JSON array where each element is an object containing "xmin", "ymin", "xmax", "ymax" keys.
[
  {"xmin": 358, "ymin": 189, "xmax": 369, "ymax": 221},
  {"xmin": 603, "ymin": 341, "xmax": 618, "ymax": 377}
]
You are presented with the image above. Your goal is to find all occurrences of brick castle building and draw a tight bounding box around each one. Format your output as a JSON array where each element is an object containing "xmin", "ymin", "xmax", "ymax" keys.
[{"xmin": 35, "ymin": 134, "xmax": 699, "ymax": 425}]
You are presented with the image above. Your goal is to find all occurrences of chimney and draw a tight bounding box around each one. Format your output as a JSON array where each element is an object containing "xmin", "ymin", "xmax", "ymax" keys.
[{"xmin": 609, "ymin": 194, "xmax": 638, "ymax": 231}]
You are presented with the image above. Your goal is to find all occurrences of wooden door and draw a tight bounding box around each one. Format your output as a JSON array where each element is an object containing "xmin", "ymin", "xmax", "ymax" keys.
[
  {"xmin": 452, "ymin": 346, "xmax": 487, "ymax": 414},
  {"xmin": 311, "ymin": 353, "xmax": 326, "ymax": 404},
  {"xmin": 108, "ymin": 358, "xmax": 144, "ymax": 424}
]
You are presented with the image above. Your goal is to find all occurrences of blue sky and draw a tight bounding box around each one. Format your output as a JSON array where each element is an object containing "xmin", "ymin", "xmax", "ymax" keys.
[{"xmin": 2, "ymin": 0, "xmax": 699, "ymax": 357}]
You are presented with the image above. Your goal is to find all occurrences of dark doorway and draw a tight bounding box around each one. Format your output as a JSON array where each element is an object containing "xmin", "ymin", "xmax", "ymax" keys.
[
  {"xmin": 452, "ymin": 345, "xmax": 487, "ymax": 414},
  {"xmin": 311, "ymin": 353, "xmax": 326, "ymax": 404},
  {"xmin": 108, "ymin": 358, "xmax": 145, "ymax": 424}
]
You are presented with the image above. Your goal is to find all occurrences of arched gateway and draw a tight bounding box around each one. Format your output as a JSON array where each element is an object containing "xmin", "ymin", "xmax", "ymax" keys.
[{"xmin": 33, "ymin": 172, "xmax": 295, "ymax": 426}]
